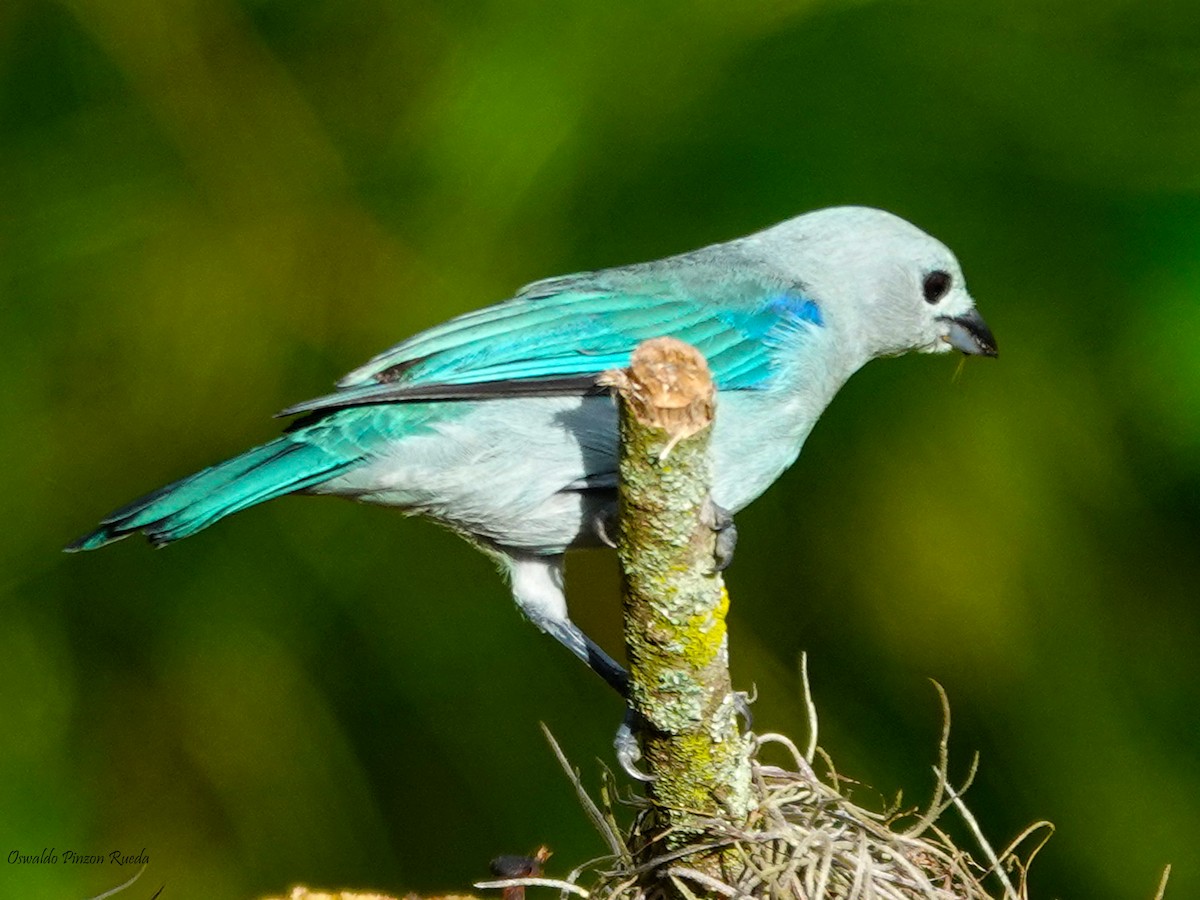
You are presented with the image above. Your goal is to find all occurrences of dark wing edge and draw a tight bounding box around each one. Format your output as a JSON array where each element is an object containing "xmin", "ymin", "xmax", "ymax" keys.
[{"xmin": 276, "ymin": 374, "xmax": 608, "ymax": 418}]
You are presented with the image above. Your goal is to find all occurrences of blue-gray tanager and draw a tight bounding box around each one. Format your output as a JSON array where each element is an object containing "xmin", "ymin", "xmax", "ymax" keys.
[{"xmin": 69, "ymin": 206, "xmax": 996, "ymax": 695}]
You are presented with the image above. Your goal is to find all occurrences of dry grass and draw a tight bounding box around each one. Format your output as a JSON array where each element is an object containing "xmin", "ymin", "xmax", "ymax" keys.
[
  {"xmin": 267, "ymin": 667, "xmax": 1174, "ymax": 900},
  {"xmin": 511, "ymin": 661, "xmax": 1064, "ymax": 900}
]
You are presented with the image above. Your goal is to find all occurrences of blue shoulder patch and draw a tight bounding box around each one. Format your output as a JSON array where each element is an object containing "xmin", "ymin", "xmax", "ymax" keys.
[
  {"xmin": 724, "ymin": 292, "xmax": 823, "ymax": 342},
  {"xmin": 766, "ymin": 293, "xmax": 823, "ymax": 327}
]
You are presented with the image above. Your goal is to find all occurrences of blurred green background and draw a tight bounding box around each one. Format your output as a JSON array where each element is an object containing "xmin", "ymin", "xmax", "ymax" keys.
[{"xmin": 2, "ymin": 0, "xmax": 1198, "ymax": 897}]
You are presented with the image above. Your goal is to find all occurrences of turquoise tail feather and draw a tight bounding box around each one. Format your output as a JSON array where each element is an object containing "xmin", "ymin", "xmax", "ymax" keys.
[{"xmin": 66, "ymin": 433, "xmax": 363, "ymax": 551}]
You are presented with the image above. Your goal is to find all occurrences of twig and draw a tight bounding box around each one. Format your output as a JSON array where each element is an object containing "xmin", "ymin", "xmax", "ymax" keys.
[
  {"xmin": 474, "ymin": 878, "xmax": 590, "ymax": 897},
  {"xmin": 542, "ymin": 724, "xmax": 626, "ymax": 859},
  {"xmin": 1153, "ymin": 865, "xmax": 1172, "ymax": 900},
  {"xmin": 799, "ymin": 652, "xmax": 819, "ymax": 766},
  {"xmin": 944, "ymin": 777, "xmax": 1019, "ymax": 900}
]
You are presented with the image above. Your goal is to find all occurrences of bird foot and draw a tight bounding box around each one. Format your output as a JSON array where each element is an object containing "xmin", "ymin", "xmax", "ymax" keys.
[
  {"xmin": 733, "ymin": 687, "xmax": 755, "ymax": 731},
  {"xmin": 702, "ymin": 500, "xmax": 738, "ymax": 572},
  {"xmin": 614, "ymin": 708, "xmax": 654, "ymax": 782},
  {"xmin": 616, "ymin": 692, "xmax": 751, "ymax": 780}
]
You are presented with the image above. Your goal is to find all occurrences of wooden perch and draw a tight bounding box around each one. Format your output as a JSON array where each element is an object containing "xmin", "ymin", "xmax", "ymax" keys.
[
  {"xmin": 600, "ymin": 338, "xmax": 753, "ymax": 851},
  {"xmin": 263, "ymin": 340, "xmax": 1055, "ymax": 900}
]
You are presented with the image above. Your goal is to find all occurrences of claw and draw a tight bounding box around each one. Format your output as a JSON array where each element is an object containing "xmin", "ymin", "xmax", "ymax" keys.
[
  {"xmin": 733, "ymin": 687, "xmax": 755, "ymax": 731},
  {"xmin": 713, "ymin": 521, "xmax": 738, "ymax": 572},
  {"xmin": 594, "ymin": 509, "xmax": 619, "ymax": 550},
  {"xmin": 614, "ymin": 710, "xmax": 655, "ymax": 782},
  {"xmin": 703, "ymin": 500, "xmax": 738, "ymax": 572}
]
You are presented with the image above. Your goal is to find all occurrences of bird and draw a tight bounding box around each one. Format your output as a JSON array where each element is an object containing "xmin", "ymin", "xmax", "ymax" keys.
[{"xmin": 68, "ymin": 206, "xmax": 996, "ymax": 704}]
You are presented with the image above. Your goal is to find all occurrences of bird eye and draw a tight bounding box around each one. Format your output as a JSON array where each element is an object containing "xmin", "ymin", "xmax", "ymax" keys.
[{"xmin": 922, "ymin": 270, "xmax": 952, "ymax": 304}]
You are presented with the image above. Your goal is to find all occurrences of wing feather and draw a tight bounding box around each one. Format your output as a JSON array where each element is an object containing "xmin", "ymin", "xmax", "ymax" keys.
[{"xmin": 281, "ymin": 274, "xmax": 823, "ymax": 418}]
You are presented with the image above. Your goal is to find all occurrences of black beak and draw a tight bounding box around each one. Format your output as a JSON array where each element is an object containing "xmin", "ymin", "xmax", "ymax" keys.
[{"xmin": 939, "ymin": 309, "xmax": 998, "ymax": 358}]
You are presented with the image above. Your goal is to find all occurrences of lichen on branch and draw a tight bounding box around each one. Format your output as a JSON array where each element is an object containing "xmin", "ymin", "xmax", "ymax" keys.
[{"xmin": 600, "ymin": 337, "xmax": 752, "ymax": 845}]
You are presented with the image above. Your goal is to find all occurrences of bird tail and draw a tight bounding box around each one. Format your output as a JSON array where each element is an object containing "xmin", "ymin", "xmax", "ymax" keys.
[{"xmin": 66, "ymin": 433, "xmax": 362, "ymax": 551}]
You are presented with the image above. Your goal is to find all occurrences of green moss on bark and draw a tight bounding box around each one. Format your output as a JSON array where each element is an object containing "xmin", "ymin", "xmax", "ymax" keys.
[{"xmin": 606, "ymin": 338, "xmax": 752, "ymax": 852}]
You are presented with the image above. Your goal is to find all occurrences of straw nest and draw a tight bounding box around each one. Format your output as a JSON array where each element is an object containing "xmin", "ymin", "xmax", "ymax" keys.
[{"xmin": 519, "ymin": 677, "xmax": 1054, "ymax": 900}]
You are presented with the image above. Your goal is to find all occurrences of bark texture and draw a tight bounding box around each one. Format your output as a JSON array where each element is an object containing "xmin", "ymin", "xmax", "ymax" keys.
[{"xmin": 601, "ymin": 337, "xmax": 752, "ymax": 849}]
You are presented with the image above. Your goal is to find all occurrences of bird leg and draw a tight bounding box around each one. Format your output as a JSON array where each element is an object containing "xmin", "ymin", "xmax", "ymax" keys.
[
  {"xmin": 702, "ymin": 500, "xmax": 739, "ymax": 572},
  {"xmin": 537, "ymin": 616, "xmax": 629, "ymax": 695},
  {"xmin": 597, "ymin": 497, "xmax": 735, "ymax": 570},
  {"xmin": 508, "ymin": 553, "xmax": 629, "ymax": 691},
  {"xmin": 507, "ymin": 553, "xmax": 653, "ymax": 777},
  {"xmin": 506, "ymin": 552, "xmax": 749, "ymax": 780}
]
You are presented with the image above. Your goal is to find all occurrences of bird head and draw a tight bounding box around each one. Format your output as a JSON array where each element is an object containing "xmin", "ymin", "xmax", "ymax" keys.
[{"xmin": 760, "ymin": 207, "xmax": 997, "ymax": 365}]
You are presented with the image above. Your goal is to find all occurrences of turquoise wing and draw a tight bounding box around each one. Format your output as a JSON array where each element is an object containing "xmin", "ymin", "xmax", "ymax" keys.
[{"xmin": 280, "ymin": 277, "xmax": 823, "ymax": 417}]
